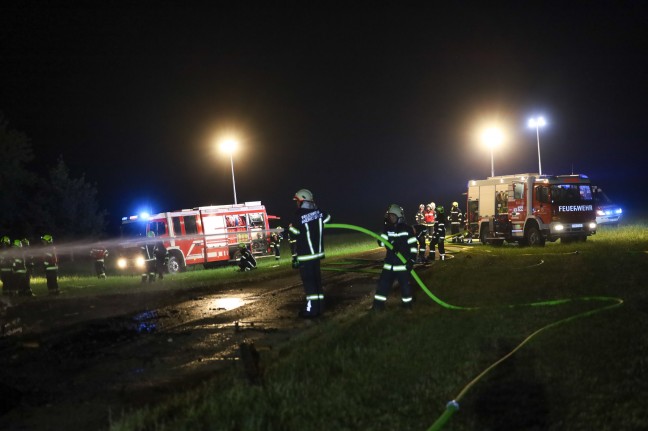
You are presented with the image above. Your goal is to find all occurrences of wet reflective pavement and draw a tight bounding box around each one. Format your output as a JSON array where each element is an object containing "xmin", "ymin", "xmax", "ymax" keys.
[{"xmin": 0, "ymin": 249, "xmax": 393, "ymax": 430}]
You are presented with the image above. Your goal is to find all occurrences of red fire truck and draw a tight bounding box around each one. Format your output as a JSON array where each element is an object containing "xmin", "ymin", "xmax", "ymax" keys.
[
  {"xmin": 118, "ymin": 201, "xmax": 277, "ymax": 273},
  {"xmin": 466, "ymin": 173, "xmax": 597, "ymax": 246}
]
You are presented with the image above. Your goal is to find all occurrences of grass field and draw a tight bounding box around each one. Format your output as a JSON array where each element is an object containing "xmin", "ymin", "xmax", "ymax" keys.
[{"xmin": 44, "ymin": 222, "xmax": 648, "ymax": 430}]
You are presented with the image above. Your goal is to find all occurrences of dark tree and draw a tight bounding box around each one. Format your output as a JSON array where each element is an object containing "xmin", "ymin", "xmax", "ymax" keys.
[
  {"xmin": 0, "ymin": 114, "xmax": 38, "ymax": 236},
  {"xmin": 37, "ymin": 157, "xmax": 107, "ymax": 240}
]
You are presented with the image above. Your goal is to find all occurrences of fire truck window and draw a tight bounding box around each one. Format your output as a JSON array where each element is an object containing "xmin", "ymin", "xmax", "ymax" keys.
[
  {"xmin": 513, "ymin": 183, "xmax": 524, "ymax": 200},
  {"xmin": 579, "ymin": 185, "xmax": 593, "ymax": 200},
  {"xmin": 149, "ymin": 221, "xmax": 166, "ymax": 236},
  {"xmin": 184, "ymin": 216, "xmax": 198, "ymax": 235},
  {"xmin": 172, "ymin": 217, "xmax": 181, "ymax": 236},
  {"xmin": 536, "ymin": 186, "xmax": 549, "ymax": 203}
]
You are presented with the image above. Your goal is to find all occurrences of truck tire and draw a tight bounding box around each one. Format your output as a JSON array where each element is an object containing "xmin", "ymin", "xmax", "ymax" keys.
[
  {"xmin": 525, "ymin": 226, "xmax": 545, "ymax": 247},
  {"xmin": 479, "ymin": 225, "xmax": 488, "ymax": 245},
  {"xmin": 167, "ymin": 254, "xmax": 185, "ymax": 274}
]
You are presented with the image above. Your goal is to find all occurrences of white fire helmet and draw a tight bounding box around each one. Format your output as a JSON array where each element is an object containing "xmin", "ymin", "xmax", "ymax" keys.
[
  {"xmin": 385, "ymin": 204, "xmax": 405, "ymax": 224},
  {"xmin": 293, "ymin": 189, "xmax": 314, "ymax": 202}
]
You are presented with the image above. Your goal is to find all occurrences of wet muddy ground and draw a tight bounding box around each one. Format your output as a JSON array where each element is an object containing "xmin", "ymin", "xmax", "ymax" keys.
[{"xmin": 0, "ymin": 250, "xmax": 388, "ymax": 431}]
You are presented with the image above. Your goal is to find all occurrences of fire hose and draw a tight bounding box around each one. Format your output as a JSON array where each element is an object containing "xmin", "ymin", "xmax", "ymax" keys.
[{"xmin": 324, "ymin": 223, "xmax": 623, "ymax": 431}]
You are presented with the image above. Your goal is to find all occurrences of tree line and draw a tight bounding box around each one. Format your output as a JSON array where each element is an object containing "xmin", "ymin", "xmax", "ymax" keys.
[{"xmin": 0, "ymin": 114, "xmax": 107, "ymax": 242}]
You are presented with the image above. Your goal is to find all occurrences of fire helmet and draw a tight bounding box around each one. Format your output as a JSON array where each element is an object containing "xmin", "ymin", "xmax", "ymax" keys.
[
  {"xmin": 41, "ymin": 234, "xmax": 53, "ymax": 244},
  {"xmin": 21, "ymin": 238, "xmax": 30, "ymax": 246},
  {"xmin": 1, "ymin": 236, "xmax": 10, "ymax": 246},
  {"xmin": 385, "ymin": 204, "xmax": 405, "ymax": 225},
  {"xmin": 239, "ymin": 243, "xmax": 247, "ymax": 249},
  {"xmin": 293, "ymin": 189, "xmax": 314, "ymax": 202},
  {"xmin": 437, "ymin": 205, "xmax": 445, "ymax": 214},
  {"xmin": 147, "ymin": 231, "xmax": 155, "ymax": 237},
  {"xmin": 452, "ymin": 201, "xmax": 459, "ymax": 207},
  {"xmin": 12, "ymin": 239, "xmax": 22, "ymax": 248},
  {"xmin": 429, "ymin": 202, "xmax": 436, "ymax": 210}
]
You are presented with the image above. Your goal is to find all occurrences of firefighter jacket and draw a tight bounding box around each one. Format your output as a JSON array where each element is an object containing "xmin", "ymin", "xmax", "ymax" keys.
[
  {"xmin": 378, "ymin": 223, "xmax": 418, "ymax": 271},
  {"xmin": 424, "ymin": 209, "xmax": 435, "ymax": 226},
  {"xmin": 289, "ymin": 207, "xmax": 331, "ymax": 262},
  {"xmin": 435, "ymin": 211, "xmax": 447, "ymax": 239},
  {"xmin": 449, "ymin": 206, "xmax": 463, "ymax": 227},
  {"xmin": 415, "ymin": 210, "xmax": 425, "ymax": 225},
  {"xmin": 90, "ymin": 248, "xmax": 108, "ymax": 261},
  {"xmin": 41, "ymin": 245, "xmax": 59, "ymax": 270}
]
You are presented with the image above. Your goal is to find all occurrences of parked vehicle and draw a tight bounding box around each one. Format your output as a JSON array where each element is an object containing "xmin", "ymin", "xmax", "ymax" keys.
[
  {"xmin": 593, "ymin": 187, "xmax": 623, "ymax": 226},
  {"xmin": 466, "ymin": 173, "xmax": 597, "ymax": 246}
]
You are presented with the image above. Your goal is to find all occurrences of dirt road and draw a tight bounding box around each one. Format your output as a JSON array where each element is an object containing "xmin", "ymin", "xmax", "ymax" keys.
[{"xmin": 0, "ymin": 251, "xmax": 386, "ymax": 430}]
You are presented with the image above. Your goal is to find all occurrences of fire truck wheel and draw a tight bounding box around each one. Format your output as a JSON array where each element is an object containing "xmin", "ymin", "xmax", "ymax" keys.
[
  {"xmin": 525, "ymin": 226, "xmax": 545, "ymax": 247},
  {"xmin": 167, "ymin": 255, "xmax": 185, "ymax": 274}
]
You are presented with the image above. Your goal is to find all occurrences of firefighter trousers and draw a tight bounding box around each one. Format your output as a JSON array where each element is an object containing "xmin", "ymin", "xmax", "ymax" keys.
[{"xmin": 299, "ymin": 259, "xmax": 324, "ymax": 315}]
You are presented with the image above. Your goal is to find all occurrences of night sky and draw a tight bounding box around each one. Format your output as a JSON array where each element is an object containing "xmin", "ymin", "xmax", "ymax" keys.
[{"xmin": 2, "ymin": 3, "xmax": 646, "ymax": 234}]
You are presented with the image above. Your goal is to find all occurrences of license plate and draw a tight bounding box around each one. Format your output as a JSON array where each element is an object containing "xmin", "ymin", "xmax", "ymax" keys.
[{"xmin": 572, "ymin": 223, "xmax": 583, "ymax": 228}]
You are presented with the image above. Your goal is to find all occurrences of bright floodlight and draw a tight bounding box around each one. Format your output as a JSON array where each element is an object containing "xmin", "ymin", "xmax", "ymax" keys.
[
  {"xmin": 528, "ymin": 116, "xmax": 547, "ymax": 175},
  {"xmin": 482, "ymin": 127, "xmax": 503, "ymax": 177},
  {"xmin": 219, "ymin": 137, "xmax": 238, "ymax": 154}
]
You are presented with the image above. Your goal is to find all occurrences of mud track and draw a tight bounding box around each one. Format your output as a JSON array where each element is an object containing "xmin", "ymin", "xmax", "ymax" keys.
[{"xmin": 0, "ymin": 251, "xmax": 387, "ymax": 430}]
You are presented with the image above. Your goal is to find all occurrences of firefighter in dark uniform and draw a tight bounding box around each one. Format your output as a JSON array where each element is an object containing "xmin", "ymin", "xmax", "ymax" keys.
[
  {"xmin": 449, "ymin": 201, "xmax": 464, "ymax": 243},
  {"xmin": 238, "ymin": 243, "xmax": 257, "ymax": 271},
  {"xmin": 1, "ymin": 236, "xmax": 13, "ymax": 295},
  {"xmin": 141, "ymin": 231, "xmax": 156, "ymax": 283},
  {"xmin": 153, "ymin": 240, "xmax": 168, "ymax": 280},
  {"xmin": 269, "ymin": 227, "xmax": 283, "ymax": 260},
  {"xmin": 435, "ymin": 205, "xmax": 447, "ymax": 261},
  {"xmin": 12, "ymin": 239, "xmax": 34, "ymax": 296},
  {"xmin": 414, "ymin": 204, "xmax": 427, "ymax": 263},
  {"xmin": 40, "ymin": 234, "xmax": 60, "ymax": 295},
  {"xmin": 289, "ymin": 189, "xmax": 330, "ymax": 318},
  {"xmin": 372, "ymin": 204, "xmax": 417, "ymax": 311},
  {"xmin": 90, "ymin": 246, "xmax": 109, "ymax": 278}
]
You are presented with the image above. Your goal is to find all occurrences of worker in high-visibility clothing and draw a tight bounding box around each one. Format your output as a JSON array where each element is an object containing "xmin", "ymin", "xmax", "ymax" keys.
[
  {"xmin": 414, "ymin": 204, "xmax": 427, "ymax": 263},
  {"xmin": 372, "ymin": 204, "xmax": 418, "ymax": 311},
  {"xmin": 289, "ymin": 189, "xmax": 330, "ymax": 318},
  {"xmin": 449, "ymin": 201, "xmax": 464, "ymax": 243},
  {"xmin": 40, "ymin": 234, "xmax": 59, "ymax": 295}
]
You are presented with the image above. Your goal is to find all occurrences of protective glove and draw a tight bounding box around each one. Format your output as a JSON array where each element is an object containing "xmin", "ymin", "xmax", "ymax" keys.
[{"xmin": 292, "ymin": 256, "xmax": 300, "ymax": 269}]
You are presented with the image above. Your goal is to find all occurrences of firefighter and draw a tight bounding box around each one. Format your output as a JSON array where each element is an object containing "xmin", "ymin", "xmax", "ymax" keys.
[
  {"xmin": 141, "ymin": 231, "xmax": 156, "ymax": 283},
  {"xmin": 90, "ymin": 246, "xmax": 109, "ymax": 278},
  {"xmin": 435, "ymin": 205, "xmax": 447, "ymax": 261},
  {"xmin": 40, "ymin": 234, "xmax": 60, "ymax": 295},
  {"xmin": 12, "ymin": 239, "xmax": 33, "ymax": 296},
  {"xmin": 449, "ymin": 201, "xmax": 464, "ymax": 243},
  {"xmin": 1, "ymin": 236, "xmax": 13, "ymax": 295},
  {"xmin": 372, "ymin": 204, "xmax": 417, "ymax": 311},
  {"xmin": 269, "ymin": 227, "xmax": 283, "ymax": 260},
  {"xmin": 290, "ymin": 188, "xmax": 330, "ymax": 318},
  {"xmin": 414, "ymin": 204, "xmax": 427, "ymax": 263},
  {"xmin": 21, "ymin": 238, "xmax": 36, "ymax": 295},
  {"xmin": 153, "ymin": 240, "xmax": 168, "ymax": 280},
  {"xmin": 238, "ymin": 243, "xmax": 257, "ymax": 271},
  {"xmin": 424, "ymin": 203, "xmax": 436, "ymax": 261}
]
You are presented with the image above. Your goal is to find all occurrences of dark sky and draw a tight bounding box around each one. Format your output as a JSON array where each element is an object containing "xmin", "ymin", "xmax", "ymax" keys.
[{"xmin": 2, "ymin": 2, "xmax": 646, "ymax": 233}]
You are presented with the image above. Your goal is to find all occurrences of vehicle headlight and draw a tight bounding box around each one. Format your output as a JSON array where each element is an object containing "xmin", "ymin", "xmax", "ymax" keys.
[
  {"xmin": 117, "ymin": 258, "xmax": 127, "ymax": 269},
  {"xmin": 589, "ymin": 222, "xmax": 597, "ymax": 229},
  {"xmin": 135, "ymin": 256, "xmax": 145, "ymax": 268},
  {"xmin": 554, "ymin": 224, "xmax": 564, "ymax": 231},
  {"xmin": 615, "ymin": 208, "xmax": 623, "ymax": 214},
  {"xmin": 596, "ymin": 209, "xmax": 605, "ymax": 216}
]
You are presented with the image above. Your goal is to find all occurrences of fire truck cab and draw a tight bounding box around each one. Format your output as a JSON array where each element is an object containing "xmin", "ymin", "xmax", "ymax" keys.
[
  {"xmin": 118, "ymin": 201, "xmax": 275, "ymax": 274},
  {"xmin": 466, "ymin": 173, "xmax": 597, "ymax": 246}
]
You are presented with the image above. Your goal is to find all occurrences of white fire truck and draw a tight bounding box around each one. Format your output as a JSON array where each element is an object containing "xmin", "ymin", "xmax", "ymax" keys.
[
  {"xmin": 466, "ymin": 173, "xmax": 597, "ymax": 246},
  {"xmin": 118, "ymin": 201, "xmax": 277, "ymax": 274}
]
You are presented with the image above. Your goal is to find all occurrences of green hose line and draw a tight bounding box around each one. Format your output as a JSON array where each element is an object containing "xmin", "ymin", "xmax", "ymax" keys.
[
  {"xmin": 325, "ymin": 223, "xmax": 470, "ymax": 310},
  {"xmin": 324, "ymin": 222, "xmax": 625, "ymax": 431}
]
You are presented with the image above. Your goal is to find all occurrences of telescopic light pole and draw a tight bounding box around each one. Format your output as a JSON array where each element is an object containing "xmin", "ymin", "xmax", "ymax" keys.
[
  {"xmin": 220, "ymin": 138, "xmax": 238, "ymax": 204},
  {"xmin": 528, "ymin": 116, "xmax": 546, "ymax": 176}
]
